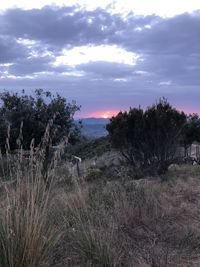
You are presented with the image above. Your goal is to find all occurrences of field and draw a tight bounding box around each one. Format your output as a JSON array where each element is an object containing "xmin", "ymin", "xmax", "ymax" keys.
[{"xmin": 0, "ymin": 148, "xmax": 200, "ymax": 267}]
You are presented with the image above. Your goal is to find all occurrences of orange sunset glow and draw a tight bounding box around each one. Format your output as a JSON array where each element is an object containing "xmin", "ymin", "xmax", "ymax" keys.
[{"xmin": 86, "ymin": 110, "xmax": 119, "ymax": 118}]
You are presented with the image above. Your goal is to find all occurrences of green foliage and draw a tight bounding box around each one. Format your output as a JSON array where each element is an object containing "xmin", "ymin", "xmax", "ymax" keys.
[
  {"xmin": 182, "ymin": 113, "xmax": 200, "ymax": 149},
  {"xmin": 66, "ymin": 136, "xmax": 111, "ymax": 160},
  {"xmin": 85, "ymin": 168, "xmax": 103, "ymax": 182},
  {"xmin": 107, "ymin": 98, "xmax": 186, "ymax": 176},
  {"xmin": 0, "ymin": 89, "xmax": 80, "ymax": 151}
]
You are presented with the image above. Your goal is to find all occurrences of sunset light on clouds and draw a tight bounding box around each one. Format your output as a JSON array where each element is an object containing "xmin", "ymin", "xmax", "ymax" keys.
[
  {"xmin": 0, "ymin": 0, "xmax": 200, "ymax": 117},
  {"xmin": 82, "ymin": 110, "xmax": 120, "ymax": 119}
]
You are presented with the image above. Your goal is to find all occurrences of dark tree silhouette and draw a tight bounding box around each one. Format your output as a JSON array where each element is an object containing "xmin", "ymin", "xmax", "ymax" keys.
[
  {"xmin": 0, "ymin": 89, "xmax": 80, "ymax": 152},
  {"xmin": 107, "ymin": 98, "xmax": 186, "ymax": 177},
  {"xmin": 182, "ymin": 114, "xmax": 200, "ymax": 155}
]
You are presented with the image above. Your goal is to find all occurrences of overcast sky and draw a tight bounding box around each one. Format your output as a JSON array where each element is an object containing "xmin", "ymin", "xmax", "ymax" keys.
[{"xmin": 0, "ymin": 0, "xmax": 200, "ymax": 117}]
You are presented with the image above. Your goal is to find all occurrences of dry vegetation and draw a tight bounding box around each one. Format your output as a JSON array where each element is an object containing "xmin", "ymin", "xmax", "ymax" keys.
[
  {"xmin": 1, "ymin": 145, "xmax": 200, "ymax": 267},
  {"xmin": 48, "ymin": 166, "xmax": 200, "ymax": 267},
  {"xmin": 1, "ymin": 88, "xmax": 200, "ymax": 266}
]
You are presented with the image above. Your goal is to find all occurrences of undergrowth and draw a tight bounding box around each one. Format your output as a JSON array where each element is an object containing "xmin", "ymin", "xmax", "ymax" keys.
[{"xmin": 0, "ymin": 122, "xmax": 200, "ymax": 266}]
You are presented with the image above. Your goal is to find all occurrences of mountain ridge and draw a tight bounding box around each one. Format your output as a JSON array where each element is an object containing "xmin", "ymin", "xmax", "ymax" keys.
[{"xmin": 76, "ymin": 118, "xmax": 110, "ymax": 138}]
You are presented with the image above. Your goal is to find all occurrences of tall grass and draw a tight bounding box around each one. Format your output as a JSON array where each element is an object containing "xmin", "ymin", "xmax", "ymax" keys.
[
  {"xmin": 51, "ymin": 176, "xmax": 200, "ymax": 267},
  {"xmin": 62, "ymin": 184, "xmax": 119, "ymax": 267},
  {"xmin": 0, "ymin": 175, "xmax": 54, "ymax": 267},
  {"xmin": 0, "ymin": 119, "xmax": 62, "ymax": 267},
  {"xmin": 1, "ymin": 119, "xmax": 200, "ymax": 266}
]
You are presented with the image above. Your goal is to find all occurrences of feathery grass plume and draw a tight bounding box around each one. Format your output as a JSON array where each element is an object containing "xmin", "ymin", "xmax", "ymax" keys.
[
  {"xmin": 0, "ymin": 175, "xmax": 55, "ymax": 267},
  {"xmin": 0, "ymin": 117, "xmax": 66, "ymax": 267}
]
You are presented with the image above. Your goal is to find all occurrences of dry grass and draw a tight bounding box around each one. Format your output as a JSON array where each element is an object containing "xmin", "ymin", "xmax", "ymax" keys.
[
  {"xmin": 49, "ymin": 168, "xmax": 200, "ymax": 267},
  {"xmin": 0, "ymin": 175, "xmax": 56, "ymax": 267},
  {"xmin": 1, "ymin": 127, "xmax": 200, "ymax": 267},
  {"xmin": 49, "ymin": 184, "xmax": 119, "ymax": 266},
  {"xmin": 0, "ymin": 120, "xmax": 63, "ymax": 267}
]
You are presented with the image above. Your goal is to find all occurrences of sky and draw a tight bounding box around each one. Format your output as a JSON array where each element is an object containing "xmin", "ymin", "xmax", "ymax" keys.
[{"xmin": 0, "ymin": 1, "xmax": 200, "ymax": 118}]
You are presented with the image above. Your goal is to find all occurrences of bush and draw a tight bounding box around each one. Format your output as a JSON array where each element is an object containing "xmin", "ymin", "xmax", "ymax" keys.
[
  {"xmin": 107, "ymin": 98, "xmax": 186, "ymax": 177},
  {"xmin": 0, "ymin": 89, "xmax": 80, "ymax": 152},
  {"xmin": 182, "ymin": 113, "xmax": 200, "ymax": 154}
]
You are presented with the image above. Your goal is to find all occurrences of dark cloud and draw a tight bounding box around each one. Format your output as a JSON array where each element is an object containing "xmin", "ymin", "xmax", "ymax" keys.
[
  {"xmin": 0, "ymin": 5, "xmax": 200, "ymax": 114},
  {"xmin": 0, "ymin": 6, "xmax": 119, "ymax": 48},
  {"xmin": 8, "ymin": 55, "xmax": 53, "ymax": 75},
  {"xmin": 0, "ymin": 6, "xmax": 160, "ymax": 49},
  {"xmin": 8, "ymin": 55, "xmax": 73, "ymax": 76},
  {"xmin": 77, "ymin": 61, "xmax": 136, "ymax": 78},
  {"xmin": 0, "ymin": 36, "xmax": 29, "ymax": 63}
]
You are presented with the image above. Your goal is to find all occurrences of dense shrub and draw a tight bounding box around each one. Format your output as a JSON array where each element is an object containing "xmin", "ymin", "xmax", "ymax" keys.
[
  {"xmin": 182, "ymin": 113, "xmax": 200, "ymax": 153},
  {"xmin": 0, "ymin": 89, "xmax": 80, "ymax": 151},
  {"xmin": 107, "ymin": 98, "xmax": 186, "ymax": 177}
]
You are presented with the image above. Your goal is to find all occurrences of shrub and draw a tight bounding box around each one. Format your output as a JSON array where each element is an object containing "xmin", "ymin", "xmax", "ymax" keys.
[
  {"xmin": 0, "ymin": 89, "xmax": 80, "ymax": 152},
  {"xmin": 107, "ymin": 98, "xmax": 186, "ymax": 177},
  {"xmin": 182, "ymin": 113, "xmax": 200, "ymax": 154}
]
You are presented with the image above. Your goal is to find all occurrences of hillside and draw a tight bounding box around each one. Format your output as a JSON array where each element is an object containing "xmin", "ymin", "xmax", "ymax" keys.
[
  {"xmin": 2, "ymin": 155, "xmax": 200, "ymax": 267},
  {"xmin": 78, "ymin": 118, "xmax": 110, "ymax": 138}
]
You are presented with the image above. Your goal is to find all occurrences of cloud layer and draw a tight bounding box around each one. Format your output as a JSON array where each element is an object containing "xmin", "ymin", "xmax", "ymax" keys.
[{"xmin": 0, "ymin": 6, "xmax": 200, "ymax": 116}]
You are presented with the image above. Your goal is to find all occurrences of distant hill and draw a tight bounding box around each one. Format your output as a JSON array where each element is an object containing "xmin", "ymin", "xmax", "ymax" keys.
[
  {"xmin": 80, "ymin": 118, "xmax": 110, "ymax": 125},
  {"xmin": 76, "ymin": 118, "xmax": 110, "ymax": 138}
]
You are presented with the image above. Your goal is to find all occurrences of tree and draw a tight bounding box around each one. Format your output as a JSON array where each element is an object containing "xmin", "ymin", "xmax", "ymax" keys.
[
  {"xmin": 182, "ymin": 114, "xmax": 200, "ymax": 155},
  {"xmin": 0, "ymin": 89, "xmax": 80, "ymax": 152},
  {"xmin": 106, "ymin": 99, "xmax": 186, "ymax": 177}
]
